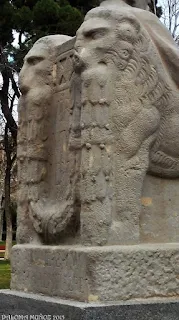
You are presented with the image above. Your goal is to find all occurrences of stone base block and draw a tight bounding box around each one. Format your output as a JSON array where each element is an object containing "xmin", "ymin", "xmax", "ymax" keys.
[
  {"xmin": 1, "ymin": 291, "xmax": 179, "ymax": 320},
  {"xmin": 11, "ymin": 244, "xmax": 179, "ymax": 302}
]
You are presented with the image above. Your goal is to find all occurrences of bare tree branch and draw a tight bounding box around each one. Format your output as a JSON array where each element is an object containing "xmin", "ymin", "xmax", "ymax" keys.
[{"xmin": 161, "ymin": 0, "xmax": 179, "ymax": 44}]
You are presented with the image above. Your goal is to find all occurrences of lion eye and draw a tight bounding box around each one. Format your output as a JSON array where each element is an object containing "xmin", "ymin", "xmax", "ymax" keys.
[
  {"xmin": 84, "ymin": 28, "xmax": 107, "ymax": 40},
  {"xmin": 93, "ymin": 30, "xmax": 107, "ymax": 39},
  {"xmin": 26, "ymin": 56, "xmax": 45, "ymax": 66}
]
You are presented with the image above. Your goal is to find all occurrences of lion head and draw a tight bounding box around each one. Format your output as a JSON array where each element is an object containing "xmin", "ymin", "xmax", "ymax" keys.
[{"xmin": 74, "ymin": 4, "xmax": 141, "ymax": 76}]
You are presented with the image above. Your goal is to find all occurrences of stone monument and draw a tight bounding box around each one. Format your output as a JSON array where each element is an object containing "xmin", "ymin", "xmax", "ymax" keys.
[{"xmin": 1, "ymin": 0, "xmax": 179, "ymax": 319}]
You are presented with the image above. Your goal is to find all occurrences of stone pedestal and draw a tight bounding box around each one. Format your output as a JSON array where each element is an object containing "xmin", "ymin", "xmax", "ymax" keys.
[
  {"xmin": 11, "ymin": 244, "xmax": 179, "ymax": 302},
  {"xmin": 1, "ymin": 290, "xmax": 179, "ymax": 320}
]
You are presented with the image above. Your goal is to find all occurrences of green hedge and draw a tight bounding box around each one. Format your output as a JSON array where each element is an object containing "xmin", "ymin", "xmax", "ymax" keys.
[{"xmin": 0, "ymin": 260, "xmax": 11, "ymax": 289}]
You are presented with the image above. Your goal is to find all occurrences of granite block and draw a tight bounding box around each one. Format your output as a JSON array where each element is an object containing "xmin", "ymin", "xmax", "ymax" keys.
[
  {"xmin": 1, "ymin": 291, "xmax": 179, "ymax": 320},
  {"xmin": 11, "ymin": 244, "xmax": 179, "ymax": 302}
]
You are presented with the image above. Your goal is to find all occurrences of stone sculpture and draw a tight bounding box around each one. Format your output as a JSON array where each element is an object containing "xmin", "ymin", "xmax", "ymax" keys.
[
  {"xmin": 11, "ymin": 0, "xmax": 179, "ymax": 305},
  {"xmin": 17, "ymin": 34, "xmax": 81, "ymax": 244},
  {"xmin": 74, "ymin": 0, "xmax": 179, "ymax": 245},
  {"xmin": 17, "ymin": 0, "xmax": 179, "ymax": 247}
]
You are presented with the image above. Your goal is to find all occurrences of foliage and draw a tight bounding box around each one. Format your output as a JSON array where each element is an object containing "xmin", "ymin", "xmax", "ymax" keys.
[
  {"xmin": 0, "ymin": 0, "xmax": 82, "ymax": 72},
  {"xmin": 0, "ymin": 260, "xmax": 11, "ymax": 289},
  {"xmin": 0, "ymin": 1, "xmax": 14, "ymax": 46},
  {"xmin": 68, "ymin": 0, "xmax": 99, "ymax": 13},
  {"xmin": 0, "ymin": 241, "xmax": 16, "ymax": 245}
]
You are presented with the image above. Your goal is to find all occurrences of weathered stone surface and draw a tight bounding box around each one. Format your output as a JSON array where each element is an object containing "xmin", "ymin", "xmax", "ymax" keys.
[
  {"xmin": 73, "ymin": 0, "xmax": 179, "ymax": 245},
  {"xmin": 11, "ymin": 244, "xmax": 179, "ymax": 302},
  {"xmin": 17, "ymin": 35, "xmax": 82, "ymax": 245},
  {"xmin": 13, "ymin": 0, "xmax": 179, "ymax": 306},
  {"xmin": 17, "ymin": 0, "xmax": 179, "ymax": 247},
  {"xmin": 141, "ymin": 175, "xmax": 179, "ymax": 243}
]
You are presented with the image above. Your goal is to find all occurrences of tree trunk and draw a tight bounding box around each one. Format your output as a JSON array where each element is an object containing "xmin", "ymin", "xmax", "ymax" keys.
[
  {"xmin": 0, "ymin": 209, "xmax": 4, "ymax": 242},
  {"xmin": 0, "ymin": 46, "xmax": 18, "ymax": 145},
  {"xmin": 4, "ymin": 166, "xmax": 12, "ymax": 261},
  {"xmin": 0, "ymin": 45, "xmax": 18, "ymax": 259},
  {"xmin": 0, "ymin": 196, "xmax": 5, "ymax": 242},
  {"xmin": 4, "ymin": 123, "xmax": 13, "ymax": 261}
]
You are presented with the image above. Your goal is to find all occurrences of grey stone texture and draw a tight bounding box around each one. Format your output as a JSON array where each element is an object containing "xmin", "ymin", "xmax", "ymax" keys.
[
  {"xmin": 17, "ymin": 35, "xmax": 81, "ymax": 245},
  {"xmin": 13, "ymin": 0, "xmax": 179, "ymax": 305},
  {"xmin": 74, "ymin": 0, "xmax": 179, "ymax": 246},
  {"xmin": 141, "ymin": 176, "xmax": 179, "ymax": 243},
  {"xmin": 11, "ymin": 244, "xmax": 179, "ymax": 302},
  {"xmin": 1, "ymin": 291, "xmax": 179, "ymax": 320},
  {"xmin": 17, "ymin": 0, "xmax": 179, "ymax": 248}
]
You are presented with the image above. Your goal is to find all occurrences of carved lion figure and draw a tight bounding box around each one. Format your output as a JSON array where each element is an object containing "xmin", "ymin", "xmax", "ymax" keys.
[
  {"xmin": 17, "ymin": 35, "xmax": 74, "ymax": 244},
  {"xmin": 17, "ymin": 0, "xmax": 179, "ymax": 245},
  {"xmin": 74, "ymin": 0, "xmax": 179, "ymax": 243}
]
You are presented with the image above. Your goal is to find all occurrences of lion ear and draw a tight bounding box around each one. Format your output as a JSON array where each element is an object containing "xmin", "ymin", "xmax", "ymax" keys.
[
  {"xmin": 130, "ymin": 0, "xmax": 150, "ymax": 9},
  {"xmin": 126, "ymin": 0, "xmax": 136, "ymax": 6}
]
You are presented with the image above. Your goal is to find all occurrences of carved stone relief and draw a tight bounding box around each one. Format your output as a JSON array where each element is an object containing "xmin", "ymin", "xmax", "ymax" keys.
[
  {"xmin": 74, "ymin": 0, "xmax": 179, "ymax": 244},
  {"xmin": 17, "ymin": 35, "xmax": 82, "ymax": 244},
  {"xmin": 17, "ymin": 0, "xmax": 179, "ymax": 246}
]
